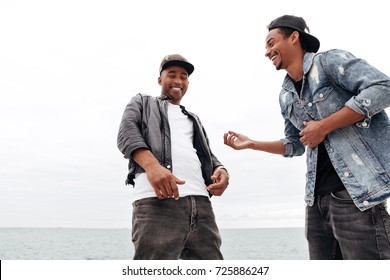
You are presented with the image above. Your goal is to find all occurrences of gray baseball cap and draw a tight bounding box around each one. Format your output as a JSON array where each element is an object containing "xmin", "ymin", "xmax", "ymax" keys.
[{"xmin": 159, "ymin": 54, "xmax": 194, "ymax": 76}]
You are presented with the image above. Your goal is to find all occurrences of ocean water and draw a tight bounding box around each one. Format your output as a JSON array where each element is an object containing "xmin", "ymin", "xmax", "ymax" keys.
[{"xmin": 0, "ymin": 227, "xmax": 308, "ymax": 260}]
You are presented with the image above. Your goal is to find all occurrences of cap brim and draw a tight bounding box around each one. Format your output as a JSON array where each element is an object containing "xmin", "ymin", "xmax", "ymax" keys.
[
  {"xmin": 160, "ymin": 60, "xmax": 194, "ymax": 76},
  {"xmin": 300, "ymin": 32, "xmax": 320, "ymax": 53}
]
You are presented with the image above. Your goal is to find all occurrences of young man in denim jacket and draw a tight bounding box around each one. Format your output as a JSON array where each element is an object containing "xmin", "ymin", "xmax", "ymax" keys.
[
  {"xmin": 224, "ymin": 15, "xmax": 390, "ymax": 259},
  {"xmin": 118, "ymin": 54, "xmax": 229, "ymax": 259}
]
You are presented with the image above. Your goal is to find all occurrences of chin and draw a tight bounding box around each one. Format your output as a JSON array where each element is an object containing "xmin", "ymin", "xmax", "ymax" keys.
[{"xmin": 275, "ymin": 62, "xmax": 283, "ymax": 70}]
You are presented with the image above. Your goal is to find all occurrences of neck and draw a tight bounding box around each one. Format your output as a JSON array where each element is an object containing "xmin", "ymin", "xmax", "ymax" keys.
[{"xmin": 286, "ymin": 51, "xmax": 305, "ymax": 82}]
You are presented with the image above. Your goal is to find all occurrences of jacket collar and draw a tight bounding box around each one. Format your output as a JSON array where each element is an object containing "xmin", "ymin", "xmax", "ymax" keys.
[{"xmin": 281, "ymin": 52, "xmax": 317, "ymax": 93}]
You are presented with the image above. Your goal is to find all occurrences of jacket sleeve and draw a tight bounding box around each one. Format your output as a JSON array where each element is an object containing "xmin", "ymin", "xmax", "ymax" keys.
[
  {"xmin": 279, "ymin": 93, "xmax": 306, "ymax": 157},
  {"xmin": 323, "ymin": 49, "xmax": 390, "ymax": 127},
  {"xmin": 117, "ymin": 94, "xmax": 150, "ymax": 159},
  {"xmin": 281, "ymin": 117, "xmax": 306, "ymax": 157}
]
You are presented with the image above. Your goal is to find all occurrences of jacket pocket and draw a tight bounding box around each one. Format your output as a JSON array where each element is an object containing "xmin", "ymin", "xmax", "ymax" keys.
[{"xmin": 313, "ymin": 87, "xmax": 345, "ymax": 118}]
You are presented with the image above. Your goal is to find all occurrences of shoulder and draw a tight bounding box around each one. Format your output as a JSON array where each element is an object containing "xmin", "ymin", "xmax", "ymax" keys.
[
  {"xmin": 132, "ymin": 93, "xmax": 152, "ymax": 100},
  {"xmin": 320, "ymin": 49, "xmax": 358, "ymax": 62},
  {"xmin": 307, "ymin": 49, "xmax": 358, "ymax": 75},
  {"xmin": 129, "ymin": 93, "xmax": 158, "ymax": 104}
]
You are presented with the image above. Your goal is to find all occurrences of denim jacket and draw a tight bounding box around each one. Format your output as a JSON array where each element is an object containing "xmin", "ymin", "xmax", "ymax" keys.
[
  {"xmin": 280, "ymin": 49, "xmax": 390, "ymax": 211},
  {"xmin": 117, "ymin": 93, "xmax": 223, "ymax": 187}
]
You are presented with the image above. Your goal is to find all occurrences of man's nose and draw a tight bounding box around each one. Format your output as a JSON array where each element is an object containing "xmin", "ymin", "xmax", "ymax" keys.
[
  {"xmin": 174, "ymin": 77, "xmax": 183, "ymax": 84},
  {"xmin": 265, "ymin": 48, "xmax": 271, "ymax": 58}
]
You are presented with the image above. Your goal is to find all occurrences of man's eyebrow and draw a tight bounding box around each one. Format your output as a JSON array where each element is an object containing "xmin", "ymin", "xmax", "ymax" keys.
[{"xmin": 167, "ymin": 70, "xmax": 188, "ymax": 76}]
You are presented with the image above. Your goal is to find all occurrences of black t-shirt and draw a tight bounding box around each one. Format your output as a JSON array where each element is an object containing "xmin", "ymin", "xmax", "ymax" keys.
[
  {"xmin": 292, "ymin": 79, "xmax": 345, "ymax": 195},
  {"xmin": 314, "ymin": 142, "xmax": 345, "ymax": 195}
]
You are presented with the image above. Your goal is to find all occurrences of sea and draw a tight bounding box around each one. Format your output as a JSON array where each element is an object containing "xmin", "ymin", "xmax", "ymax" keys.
[{"xmin": 0, "ymin": 227, "xmax": 308, "ymax": 260}]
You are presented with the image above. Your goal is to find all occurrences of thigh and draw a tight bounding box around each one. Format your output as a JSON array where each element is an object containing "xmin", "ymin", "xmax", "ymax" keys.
[
  {"xmin": 131, "ymin": 197, "xmax": 189, "ymax": 260},
  {"xmin": 330, "ymin": 190, "xmax": 390, "ymax": 259},
  {"xmin": 305, "ymin": 198, "xmax": 342, "ymax": 260},
  {"xmin": 181, "ymin": 196, "xmax": 223, "ymax": 260}
]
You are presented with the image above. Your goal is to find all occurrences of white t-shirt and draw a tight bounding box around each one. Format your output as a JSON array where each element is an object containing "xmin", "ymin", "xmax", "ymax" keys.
[{"xmin": 132, "ymin": 103, "xmax": 209, "ymax": 201}]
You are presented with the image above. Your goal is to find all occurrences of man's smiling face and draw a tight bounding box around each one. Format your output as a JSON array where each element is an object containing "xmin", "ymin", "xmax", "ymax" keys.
[
  {"xmin": 265, "ymin": 28, "xmax": 291, "ymax": 71},
  {"xmin": 158, "ymin": 66, "xmax": 189, "ymax": 105}
]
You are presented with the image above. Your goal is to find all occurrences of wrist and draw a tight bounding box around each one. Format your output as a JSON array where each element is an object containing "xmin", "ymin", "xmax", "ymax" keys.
[
  {"xmin": 319, "ymin": 117, "xmax": 334, "ymax": 135},
  {"xmin": 248, "ymin": 139, "xmax": 255, "ymax": 150},
  {"xmin": 215, "ymin": 166, "xmax": 230, "ymax": 179}
]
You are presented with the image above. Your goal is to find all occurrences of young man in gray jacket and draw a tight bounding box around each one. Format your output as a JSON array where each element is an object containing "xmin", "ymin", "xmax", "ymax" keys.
[{"xmin": 118, "ymin": 54, "xmax": 229, "ymax": 260}]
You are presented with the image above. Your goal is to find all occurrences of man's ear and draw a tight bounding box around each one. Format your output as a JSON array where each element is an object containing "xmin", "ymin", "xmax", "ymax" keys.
[
  {"xmin": 158, "ymin": 76, "xmax": 162, "ymax": 85},
  {"xmin": 291, "ymin": 31, "xmax": 300, "ymax": 45}
]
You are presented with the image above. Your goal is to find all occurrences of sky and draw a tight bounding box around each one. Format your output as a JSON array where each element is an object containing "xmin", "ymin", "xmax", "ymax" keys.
[{"xmin": 1, "ymin": 0, "xmax": 390, "ymax": 229}]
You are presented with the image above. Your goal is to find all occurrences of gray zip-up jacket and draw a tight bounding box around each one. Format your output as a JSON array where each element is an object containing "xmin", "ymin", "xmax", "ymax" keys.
[{"xmin": 117, "ymin": 93, "xmax": 223, "ymax": 187}]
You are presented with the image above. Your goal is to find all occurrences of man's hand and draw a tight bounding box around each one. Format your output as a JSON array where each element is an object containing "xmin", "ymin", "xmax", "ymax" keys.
[
  {"xmin": 223, "ymin": 131, "xmax": 252, "ymax": 150},
  {"xmin": 146, "ymin": 164, "xmax": 185, "ymax": 200},
  {"xmin": 207, "ymin": 167, "xmax": 229, "ymax": 196},
  {"xmin": 299, "ymin": 120, "xmax": 327, "ymax": 149},
  {"xmin": 132, "ymin": 148, "xmax": 185, "ymax": 200}
]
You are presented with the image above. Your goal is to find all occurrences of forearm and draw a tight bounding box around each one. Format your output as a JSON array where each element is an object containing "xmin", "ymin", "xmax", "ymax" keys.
[
  {"xmin": 249, "ymin": 140, "xmax": 286, "ymax": 155},
  {"xmin": 300, "ymin": 106, "xmax": 365, "ymax": 149},
  {"xmin": 132, "ymin": 148, "xmax": 161, "ymax": 172},
  {"xmin": 224, "ymin": 131, "xmax": 287, "ymax": 155},
  {"xmin": 321, "ymin": 106, "xmax": 365, "ymax": 134}
]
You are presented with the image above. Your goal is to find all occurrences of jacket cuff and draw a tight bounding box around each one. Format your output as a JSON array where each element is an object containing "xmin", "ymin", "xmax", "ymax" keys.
[
  {"xmin": 345, "ymin": 97, "xmax": 372, "ymax": 128},
  {"xmin": 214, "ymin": 166, "xmax": 230, "ymax": 178}
]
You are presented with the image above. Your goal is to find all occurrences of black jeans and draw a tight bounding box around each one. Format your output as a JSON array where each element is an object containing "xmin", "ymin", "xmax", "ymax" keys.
[
  {"xmin": 131, "ymin": 195, "xmax": 223, "ymax": 260},
  {"xmin": 306, "ymin": 189, "xmax": 390, "ymax": 259}
]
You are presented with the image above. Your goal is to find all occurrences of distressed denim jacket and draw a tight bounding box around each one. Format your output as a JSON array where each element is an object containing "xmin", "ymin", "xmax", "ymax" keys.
[{"xmin": 280, "ymin": 49, "xmax": 390, "ymax": 211}]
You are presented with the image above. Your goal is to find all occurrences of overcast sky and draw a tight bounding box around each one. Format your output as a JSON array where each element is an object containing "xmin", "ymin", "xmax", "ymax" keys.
[{"xmin": 1, "ymin": 0, "xmax": 389, "ymax": 229}]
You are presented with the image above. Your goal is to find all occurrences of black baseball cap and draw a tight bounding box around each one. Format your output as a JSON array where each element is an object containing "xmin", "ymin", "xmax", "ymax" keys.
[
  {"xmin": 159, "ymin": 54, "xmax": 195, "ymax": 76},
  {"xmin": 268, "ymin": 15, "xmax": 320, "ymax": 53}
]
